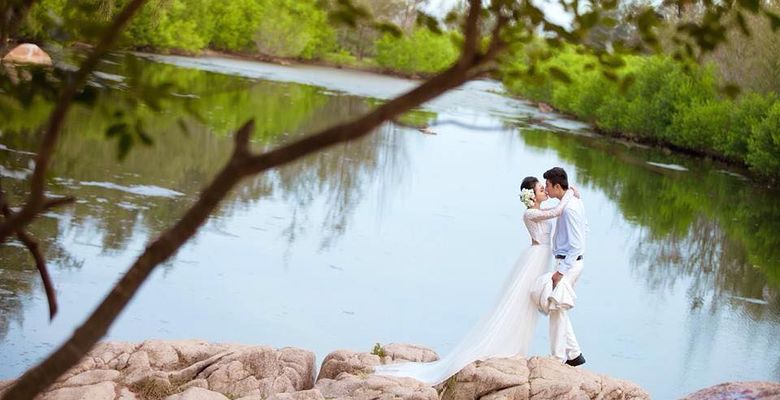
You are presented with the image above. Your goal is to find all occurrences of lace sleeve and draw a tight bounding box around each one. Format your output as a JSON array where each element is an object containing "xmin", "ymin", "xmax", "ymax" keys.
[{"xmin": 526, "ymin": 190, "xmax": 573, "ymax": 222}]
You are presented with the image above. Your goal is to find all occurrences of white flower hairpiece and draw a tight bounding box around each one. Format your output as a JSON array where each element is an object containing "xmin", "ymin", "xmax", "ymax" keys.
[{"xmin": 520, "ymin": 188, "xmax": 536, "ymax": 208}]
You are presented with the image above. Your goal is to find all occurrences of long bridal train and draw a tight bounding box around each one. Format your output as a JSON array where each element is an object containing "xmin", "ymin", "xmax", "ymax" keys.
[{"xmin": 373, "ymin": 244, "xmax": 551, "ymax": 385}]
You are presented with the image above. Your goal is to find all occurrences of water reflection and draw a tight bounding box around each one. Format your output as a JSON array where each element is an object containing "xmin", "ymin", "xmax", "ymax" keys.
[
  {"xmin": 1, "ymin": 55, "xmax": 778, "ymax": 396},
  {"xmin": 0, "ymin": 55, "xmax": 416, "ymax": 345},
  {"xmin": 518, "ymin": 128, "xmax": 780, "ymax": 318}
]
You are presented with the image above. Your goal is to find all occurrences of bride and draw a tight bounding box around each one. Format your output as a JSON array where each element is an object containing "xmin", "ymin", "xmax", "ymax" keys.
[{"xmin": 373, "ymin": 176, "xmax": 578, "ymax": 384}]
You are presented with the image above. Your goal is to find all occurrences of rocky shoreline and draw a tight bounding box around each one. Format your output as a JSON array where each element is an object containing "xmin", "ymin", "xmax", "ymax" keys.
[{"xmin": 2, "ymin": 340, "xmax": 776, "ymax": 400}]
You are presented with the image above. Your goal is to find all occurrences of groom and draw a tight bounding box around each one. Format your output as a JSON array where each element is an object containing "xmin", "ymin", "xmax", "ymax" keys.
[{"xmin": 543, "ymin": 167, "xmax": 587, "ymax": 367}]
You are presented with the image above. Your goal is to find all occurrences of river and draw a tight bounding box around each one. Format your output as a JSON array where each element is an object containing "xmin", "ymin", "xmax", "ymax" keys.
[{"xmin": 0, "ymin": 53, "xmax": 778, "ymax": 398}]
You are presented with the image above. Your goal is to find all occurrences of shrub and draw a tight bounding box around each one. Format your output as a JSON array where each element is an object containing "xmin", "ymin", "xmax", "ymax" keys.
[
  {"xmin": 747, "ymin": 102, "xmax": 780, "ymax": 176},
  {"xmin": 375, "ymin": 28, "xmax": 458, "ymax": 74},
  {"xmin": 718, "ymin": 93, "xmax": 777, "ymax": 162},
  {"xmin": 668, "ymin": 100, "xmax": 731, "ymax": 153},
  {"xmin": 254, "ymin": 0, "xmax": 335, "ymax": 59}
]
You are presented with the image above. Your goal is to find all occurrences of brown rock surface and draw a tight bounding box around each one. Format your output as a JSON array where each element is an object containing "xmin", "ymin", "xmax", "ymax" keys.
[
  {"xmin": 317, "ymin": 343, "xmax": 439, "ymax": 382},
  {"xmin": 0, "ymin": 340, "xmax": 315, "ymax": 400},
  {"xmin": 680, "ymin": 381, "xmax": 780, "ymax": 400},
  {"xmin": 2, "ymin": 43, "xmax": 53, "ymax": 65}
]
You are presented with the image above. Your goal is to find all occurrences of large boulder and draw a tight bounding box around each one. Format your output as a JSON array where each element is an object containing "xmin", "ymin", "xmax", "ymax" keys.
[
  {"xmin": 2, "ymin": 43, "xmax": 52, "ymax": 66},
  {"xmin": 0, "ymin": 340, "xmax": 316, "ymax": 400},
  {"xmin": 681, "ymin": 381, "xmax": 780, "ymax": 400},
  {"xmin": 318, "ymin": 345, "xmax": 649, "ymax": 400},
  {"xmin": 316, "ymin": 374, "xmax": 438, "ymax": 400},
  {"xmin": 526, "ymin": 356, "xmax": 648, "ymax": 400},
  {"xmin": 317, "ymin": 343, "xmax": 439, "ymax": 381},
  {"xmin": 438, "ymin": 355, "xmax": 649, "ymax": 400}
]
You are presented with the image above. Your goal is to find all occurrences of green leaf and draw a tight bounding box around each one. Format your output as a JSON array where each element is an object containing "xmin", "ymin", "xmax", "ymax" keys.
[
  {"xmin": 416, "ymin": 11, "xmax": 442, "ymax": 34},
  {"xmin": 444, "ymin": 10, "xmax": 459, "ymax": 25},
  {"xmin": 106, "ymin": 122, "xmax": 128, "ymax": 138},
  {"xmin": 118, "ymin": 133, "xmax": 133, "ymax": 161},
  {"xmin": 135, "ymin": 121, "xmax": 153, "ymax": 146}
]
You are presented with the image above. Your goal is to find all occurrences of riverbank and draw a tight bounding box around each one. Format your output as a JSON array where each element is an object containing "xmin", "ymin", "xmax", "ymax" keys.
[
  {"xmin": 155, "ymin": 46, "xmax": 439, "ymax": 81},
  {"xmin": 133, "ymin": 44, "xmax": 778, "ymax": 184},
  {"xmin": 502, "ymin": 50, "xmax": 780, "ymax": 182}
]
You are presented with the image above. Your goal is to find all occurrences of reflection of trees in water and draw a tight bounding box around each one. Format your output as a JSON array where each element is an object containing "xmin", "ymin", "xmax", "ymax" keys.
[
  {"xmin": 634, "ymin": 216, "xmax": 779, "ymax": 320},
  {"xmin": 0, "ymin": 215, "xmax": 83, "ymax": 340},
  {"xmin": 0, "ymin": 57, "xmax": 417, "ymax": 334},
  {"xmin": 251, "ymin": 95, "xmax": 412, "ymax": 250},
  {"xmin": 517, "ymin": 128, "xmax": 780, "ymax": 319}
]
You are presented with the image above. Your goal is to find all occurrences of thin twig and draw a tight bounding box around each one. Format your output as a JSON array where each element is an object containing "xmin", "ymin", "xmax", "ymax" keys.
[
  {"xmin": 16, "ymin": 230, "xmax": 58, "ymax": 319},
  {"xmin": 0, "ymin": 180, "xmax": 58, "ymax": 320},
  {"xmin": 0, "ymin": 0, "xmax": 149, "ymax": 244}
]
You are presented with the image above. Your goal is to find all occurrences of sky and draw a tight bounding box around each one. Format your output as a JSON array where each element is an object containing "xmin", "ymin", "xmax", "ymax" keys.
[{"xmin": 423, "ymin": 0, "xmax": 574, "ymax": 27}]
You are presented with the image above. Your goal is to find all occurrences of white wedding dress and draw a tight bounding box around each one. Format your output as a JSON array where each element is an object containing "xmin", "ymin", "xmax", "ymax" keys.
[{"xmin": 373, "ymin": 193, "xmax": 572, "ymax": 385}]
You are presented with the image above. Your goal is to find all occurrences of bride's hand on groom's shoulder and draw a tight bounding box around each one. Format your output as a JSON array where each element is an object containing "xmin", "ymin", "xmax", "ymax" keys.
[{"xmin": 570, "ymin": 186, "xmax": 581, "ymax": 199}]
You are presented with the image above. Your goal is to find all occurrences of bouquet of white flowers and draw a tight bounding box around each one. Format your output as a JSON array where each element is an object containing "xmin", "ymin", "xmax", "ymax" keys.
[{"xmin": 520, "ymin": 188, "xmax": 535, "ymax": 208}]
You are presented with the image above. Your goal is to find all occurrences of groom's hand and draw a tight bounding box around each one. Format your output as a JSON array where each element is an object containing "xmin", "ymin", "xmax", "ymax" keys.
[{"xmin": 552, "ymin": 272, "xmax": 563, "ymax": 289}]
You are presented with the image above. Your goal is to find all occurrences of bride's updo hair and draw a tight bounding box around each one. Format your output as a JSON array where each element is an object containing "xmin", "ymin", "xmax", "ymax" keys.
[{"xmin": 520, "ymin": 176, "xmax": 538, "ymax": 192}]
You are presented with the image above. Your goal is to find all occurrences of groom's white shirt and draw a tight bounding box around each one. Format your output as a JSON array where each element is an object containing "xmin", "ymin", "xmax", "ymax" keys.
[{"xmin": 553, "ymin": 193, "xmax": 587, "ymax": 274}]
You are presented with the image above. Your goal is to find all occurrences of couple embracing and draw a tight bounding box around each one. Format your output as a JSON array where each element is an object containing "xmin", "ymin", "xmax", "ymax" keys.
[{"xmin": 374, "ymin": 167, "xmax": 588, "ymax": 384}]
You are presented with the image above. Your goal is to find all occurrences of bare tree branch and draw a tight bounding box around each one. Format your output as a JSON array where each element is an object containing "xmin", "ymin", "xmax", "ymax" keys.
[
  {"xmin": 459, "ymin": 0, "xmax": 483, "ymax": 66},
  {"xmin": 0, "ymin": 180, "xmax": 58, "ymax": 320},
  {"xmin": 0, "ymin": 0, "xmax": 149, "ymax": 244}
]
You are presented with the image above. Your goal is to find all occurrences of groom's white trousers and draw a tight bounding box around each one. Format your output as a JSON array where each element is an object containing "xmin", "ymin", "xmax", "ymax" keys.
[{"xmin": 550, "ymin": 259, "xmax": 584, "ymax": 362}]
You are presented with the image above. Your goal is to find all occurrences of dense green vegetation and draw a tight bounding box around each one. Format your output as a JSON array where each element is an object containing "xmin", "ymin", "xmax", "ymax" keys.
[
  {"xmin": 503, "ymin": 47, "xmax": 780, "ymax": 178},
  {"xmin": 20, "ymin": 0, "xmax": 458, "ymax": 75}
]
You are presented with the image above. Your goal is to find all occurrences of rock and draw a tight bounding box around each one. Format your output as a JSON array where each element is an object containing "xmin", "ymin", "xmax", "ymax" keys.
[
  {"xmin": 318, "ymin": 350, "xmax": 382, "ymax": 381},
  {"xmin": 2, "ymin": 341, "xmax": 315, "ymax": 400},
  {"xmin": 538, "ymin": 103, "xmax": 554, "ymax": 113},
  {"xmin": 439, "ymin": 356, "xmax": 529, "ymax": 400},
  {"xmin": 197, "ymin": 346, "xmax": 316, "ymax": 398},
  {"xmin": 318, "ymin": 344, "xmax": 439, "ymax": 382},
  {"xmin": 527, "ymin": 356, "xmax": 648, "ymax": 400},
  {"xmin": 681, "ymin": 381, "xmax": 780, "ymax": 400},
  {"xmin": 57, "ymin": 369, "xmax": 122, "ymax": 388},
  {"xmin": 164, "ymin": 387, "xmax": 229, "ymax": 400},
  {"xmin": 2, "ymin": 43, "xmax": 52, "ymax": 66},
  {"xmin": 39, "ymin": 381, "xmax": 119, "ymax": 400},
  {"xmin": 383, "ymin": 343, "xmax": 440, "ymax": 364},
  {"xmin": 316, "ymin": 374, "xmax": 438, "ymax": 400},
  {"xmin": 265, "ymin": 388, "xmax": 326, "ymax": 400}
]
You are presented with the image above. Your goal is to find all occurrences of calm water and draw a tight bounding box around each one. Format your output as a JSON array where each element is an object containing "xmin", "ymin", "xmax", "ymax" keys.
[{"xmin": 1, "ymin": 54, "xmax": 778, "ymax": 399}]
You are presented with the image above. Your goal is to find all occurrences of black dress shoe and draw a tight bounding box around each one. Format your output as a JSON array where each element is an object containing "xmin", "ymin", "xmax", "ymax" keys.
[{"xmin": 565, "ymin": 353, "xmax": 586, "ymax": 367}]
